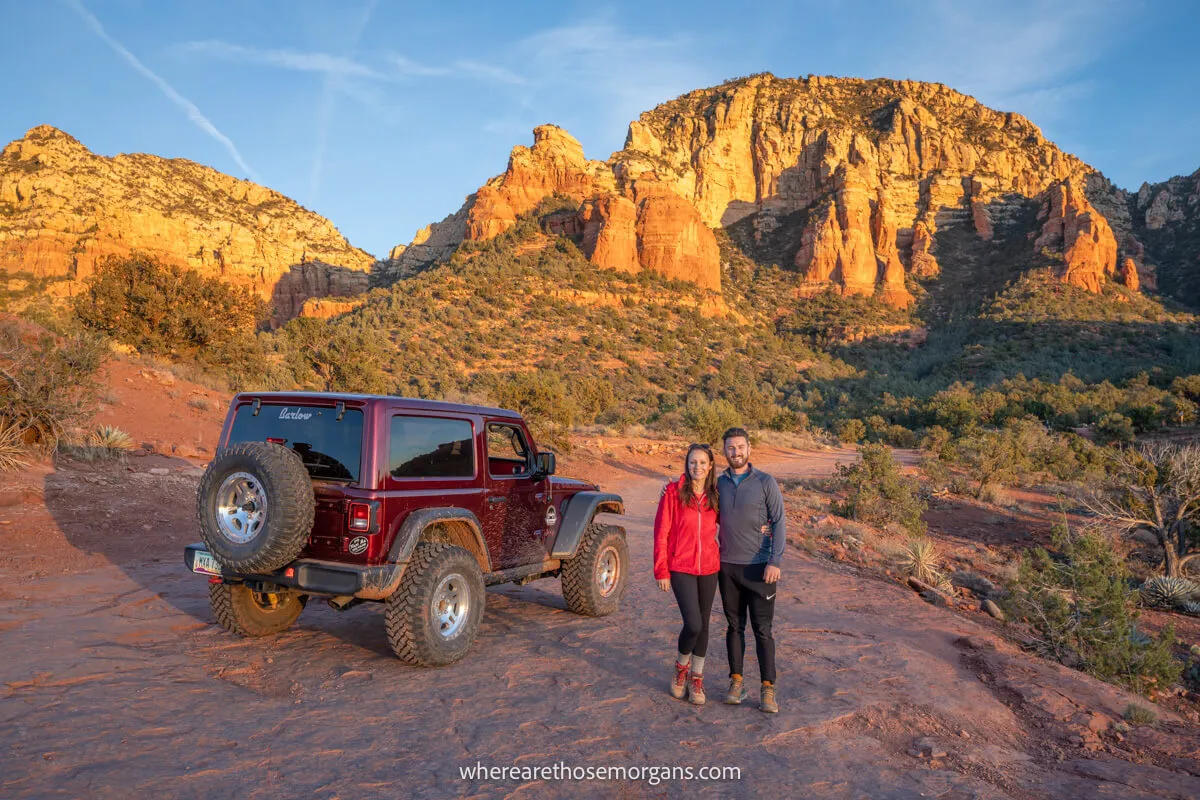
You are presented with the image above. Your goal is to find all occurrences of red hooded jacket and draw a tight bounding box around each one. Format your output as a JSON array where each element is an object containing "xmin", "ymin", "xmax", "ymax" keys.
[{"xmin": 653, "ymin": 475, "xmax": 720, "ymax": 580}]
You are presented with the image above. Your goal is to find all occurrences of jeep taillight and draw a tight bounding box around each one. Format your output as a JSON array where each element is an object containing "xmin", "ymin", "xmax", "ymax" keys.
[{"xmin": 348, "ymin": 502, "xmax": 371, "ymax": 531}]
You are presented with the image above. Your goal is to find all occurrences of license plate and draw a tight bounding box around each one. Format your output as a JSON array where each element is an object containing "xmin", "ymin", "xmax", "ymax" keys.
[{"xmin": 192, "ymin": 550, "xmax": 222, "ymax": 576}]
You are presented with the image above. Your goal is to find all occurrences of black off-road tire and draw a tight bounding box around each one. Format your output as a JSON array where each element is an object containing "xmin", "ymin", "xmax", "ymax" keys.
[
  {"xmin": 197, "ymin": 442, "xmax": 314, "ymax": 573},
  {"xmin": 209, "ymin": 582, "xmax": 306, "ymax": 636},
  {"xmin": 385, "ymin": 542, "xmax": 485, "ymax": 667},
  {"xmin": 561, "ymin": 523, "xmax": 628, "ymax": 617}
]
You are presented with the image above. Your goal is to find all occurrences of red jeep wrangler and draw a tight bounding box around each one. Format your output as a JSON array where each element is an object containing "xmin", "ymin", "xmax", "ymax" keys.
[{"xmin": 184, "ymin": 393, "xmax": 628, "ymax": 666}]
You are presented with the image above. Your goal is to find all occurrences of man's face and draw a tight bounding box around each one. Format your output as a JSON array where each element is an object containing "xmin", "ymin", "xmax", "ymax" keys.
[{"xmin": 723, "ymin": 436, "xmax": 750, "ymax": 470}]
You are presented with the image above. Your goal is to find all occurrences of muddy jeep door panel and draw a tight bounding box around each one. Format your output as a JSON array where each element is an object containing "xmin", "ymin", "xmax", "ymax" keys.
[{"xmin": 483, "ymin": 421, "xmax": 549, "ymax": 568}]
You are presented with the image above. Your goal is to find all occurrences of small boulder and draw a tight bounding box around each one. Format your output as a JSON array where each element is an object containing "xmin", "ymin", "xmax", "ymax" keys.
[
  {"xmin": 907, "ymin": 737, "xmax": 948, "ymax": 759},
  {"xmin": 981, "ymin": 599, "xmax": 1006, "ymax": 621}
]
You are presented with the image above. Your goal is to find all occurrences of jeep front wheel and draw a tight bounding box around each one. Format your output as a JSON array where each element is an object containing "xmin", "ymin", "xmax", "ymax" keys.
[
  {"xmin": 385, "ymin": 542, "xmax": 485, "ymax": 666},
  {"xmin": 561, "ymin": 523, "xmax": 628, "ymax": 617},
  {"xmin": 209, "ymin": 582, "xmax": 306, "ymax": 636}
]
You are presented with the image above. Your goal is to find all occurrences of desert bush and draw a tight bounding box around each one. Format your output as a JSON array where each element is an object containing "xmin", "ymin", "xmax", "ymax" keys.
[
  {"xmin": 920, "ymin": 425, "xmax": 955, "ymax": 461},
  {"xmin": 0, "ymin": 318, "xmax": 105, "ymax": 451},
  {"xmin": 1123, "ymin": 704, "xmax": 1157, "ymax": 725},
  {"xmin": 681, "ymin": 395, "xmax": 742, "ymax": 446},
  {"xmin": 832, "ymin": 443, "xmax": 927, "ymax": 535},
  {"xmin": 835, "ymin": 418, "xmax": 866, "ymax": 444},
  {"xmin": 73, "ymin": 252, "xmax": 267, "ymax": 367},
  {"xmin": 276, "ymin": 317, "xmax": 390, "ymax": 395},
  {"xmin": 0, "ymin": 420, "xmax": 30, "ymax": 472},
  {"xmin": 1085, "ymin": 442, "xmax": 1200, "ymax": 578},
  {"xmin": 1095, "ymin": 412, "xmax": 1136, "ymax": 445},
  {"xmin": 900, "ymin": 537, "xmax": 949, "ymax": 589},
  {"xmin": 1004, "ymin": 523, "xmax": 1182, "ymax": 696},
  {"xmin": 485, "ymin": 371, "xmax": 576, "ymax": 451},
  {"xmin": 90, "ymin": 425, "xmax": 135, "ymax": 452},
  {"xmin": 952, "ymin": 428, "xmax": 1025, "ymax": 498},
  {"xmin": 1139, "ymin": 576, "xmax": 1200, "ymax": 609}
]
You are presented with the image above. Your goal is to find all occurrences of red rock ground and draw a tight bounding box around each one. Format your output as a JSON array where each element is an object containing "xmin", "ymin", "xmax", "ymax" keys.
[{"xmin": 1, "ymin": 361, "xmax": 1198, "ymax": 798}]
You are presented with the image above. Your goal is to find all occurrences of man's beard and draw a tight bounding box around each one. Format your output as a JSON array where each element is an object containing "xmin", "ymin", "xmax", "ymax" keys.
[{"xmin": 727, "ymin": 455, "xmax": 748, "ymax": 469}]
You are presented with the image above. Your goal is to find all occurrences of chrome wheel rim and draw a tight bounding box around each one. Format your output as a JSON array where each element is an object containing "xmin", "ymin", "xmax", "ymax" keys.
[
  {"xmin": 596, "ymin": 545, "xmax": 620, "ymax": 597},
  {"xmin": 432, "ymin": 573, "xmax": 470, "ymax": 639},
  {"xmin": 215, "ymin": 472, "xmax": 268, "ymax": 544}
]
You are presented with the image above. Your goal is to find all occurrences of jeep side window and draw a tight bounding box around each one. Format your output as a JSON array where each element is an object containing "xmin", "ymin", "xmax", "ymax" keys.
[
  {"xmin": 486, "ymin": 423, "xmax": 531, "ymax": 478},
  {"xmin": 390, "ymin": 416, "xmax": 475, "ymax": 479}
]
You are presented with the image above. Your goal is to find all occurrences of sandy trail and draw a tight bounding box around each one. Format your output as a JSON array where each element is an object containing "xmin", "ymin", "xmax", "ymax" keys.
[{"xmin": 1, "ymin": 449, "xmax": 1197, "ymax": 799}]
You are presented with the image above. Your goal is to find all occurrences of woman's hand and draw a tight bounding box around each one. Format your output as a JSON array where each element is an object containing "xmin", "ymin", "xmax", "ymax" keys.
[{"xmin": 657, "ymin": 578, "xmax": 671, "ymax": 592}]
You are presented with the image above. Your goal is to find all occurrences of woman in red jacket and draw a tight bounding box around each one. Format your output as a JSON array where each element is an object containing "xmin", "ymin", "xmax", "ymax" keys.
[{"xmin": 653, "ymin": 442, "xmax": 720, "ymax": 705}]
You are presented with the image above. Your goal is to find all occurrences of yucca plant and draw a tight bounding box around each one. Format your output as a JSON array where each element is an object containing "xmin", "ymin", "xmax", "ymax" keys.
[
  {"xmin": 90, "ymin": 425, "xmax": 135, "ymax": 453},
  {"xmin": 900, "ymin": 537, "xmax": 944, "ymax": 586},
  {"xmin": 0, "ymin": 420, "xmax": 30, "ymax": 472},
  {"xmin": 1139, "ymin": 575, "xmax": 1200, "ymax": 609},
  {"xmin": 1181, "ymin": 601, "xmax": 1200, "ymax": 616}
]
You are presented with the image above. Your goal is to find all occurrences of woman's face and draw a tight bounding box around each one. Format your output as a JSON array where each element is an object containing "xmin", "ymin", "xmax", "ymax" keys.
[{"xmin": 686, "ymin": 449, "xmax": 712, "ymax": 482}]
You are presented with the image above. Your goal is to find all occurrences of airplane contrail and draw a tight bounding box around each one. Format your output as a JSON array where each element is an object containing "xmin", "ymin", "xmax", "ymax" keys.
[
  {"xmin": 309, "ymin": 0, "xmax": 378, "ymax": 204},
  {"xmin": 64, "ymin": 0, "xmax": 261, "ymax": 183}
]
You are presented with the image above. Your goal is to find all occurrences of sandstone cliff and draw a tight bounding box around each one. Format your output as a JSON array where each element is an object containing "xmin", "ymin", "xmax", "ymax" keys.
[
  {"xmin": 0, "ymin": 125, "xmax": 374, "ymax": 324},
  {"xmin": 1129, "ymin": 167, "xmax": 1200, "ymax": 304},
  {"xmin": 387, "ymin": 74, "xmax": 1147, "ymax": 306}
]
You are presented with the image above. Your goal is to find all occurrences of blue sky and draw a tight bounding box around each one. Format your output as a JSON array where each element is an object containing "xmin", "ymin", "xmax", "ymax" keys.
[{"xmin": 4, "ymin": 0, "xmax": 1199, "ymax": 257}]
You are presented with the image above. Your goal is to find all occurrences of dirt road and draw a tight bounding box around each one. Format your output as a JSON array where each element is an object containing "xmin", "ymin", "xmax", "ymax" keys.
[{"xmin": 1, "ymin": 449, "xmax": 1198, "ymax": 799}]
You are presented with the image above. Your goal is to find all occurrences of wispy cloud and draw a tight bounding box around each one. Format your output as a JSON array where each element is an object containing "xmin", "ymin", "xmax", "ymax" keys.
[
  {"xmin": 309, "ymin": 0, "xmax": 378, "ymax": 204},
  {"xmin": 63, "ymin": 0, "xmax": 259, "ymax": 181},
  {"xmin": 870, "ymin": 0, "xmax": 1126, "ymax": 125},
  {"xmin": 388, "ymin": 54, "xmax": 526, "ymax": 85},
  {"xmin": 179, "ymin": 39, "xmax": 385, "ymax": 79}
]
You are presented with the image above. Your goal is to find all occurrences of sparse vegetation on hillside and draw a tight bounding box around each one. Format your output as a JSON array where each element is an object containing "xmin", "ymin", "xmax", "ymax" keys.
[{"xmin": 1004, "ymin": 523, "xmax": 1182, "ymax": 696}]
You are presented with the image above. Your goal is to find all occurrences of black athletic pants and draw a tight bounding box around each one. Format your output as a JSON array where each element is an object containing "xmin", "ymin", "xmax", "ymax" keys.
[
  {"xmin": 669, "ymin": 572, "xmax": 718, "ymax": 658},
  {"xmin": 718, "ymin": 562, "xmax": 777, "ymax": 683}
]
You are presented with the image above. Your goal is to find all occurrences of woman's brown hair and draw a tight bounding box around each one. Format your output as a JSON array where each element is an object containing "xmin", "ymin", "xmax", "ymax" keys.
[{"xmin": 679, "ymin": 443, "xmax": 719, "ymax": 513}]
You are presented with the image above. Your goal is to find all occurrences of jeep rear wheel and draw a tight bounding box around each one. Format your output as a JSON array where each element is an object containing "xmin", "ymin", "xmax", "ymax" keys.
[
  {"xmin": 197, "ymin": 442, "xmax": 314, "ymax": 573},
  {"xmin": 561, "ymin": 523, "xmax": 628, "ymax": 617},
  {"xmin": 385, "ymin": 542, "xmax": 485, "ymax": 666},
  {"xmin": 209, "ymin": 582, "xmax": 306, "ymax": 636}
]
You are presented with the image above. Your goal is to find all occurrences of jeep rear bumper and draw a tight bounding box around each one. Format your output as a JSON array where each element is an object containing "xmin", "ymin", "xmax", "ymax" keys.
[{"xmin": 184, "ymin": 544, "xmax": 401, "ymax": 600}]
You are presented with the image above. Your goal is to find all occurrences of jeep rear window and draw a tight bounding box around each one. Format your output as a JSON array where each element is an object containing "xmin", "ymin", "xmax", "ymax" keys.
[
  {"xmin": 390, "ymin": 416, "xmax": 474, "ymax": 479},
  {"xmin": 229, "ymin": 404, "xmax": 363, "ymax": 483}
]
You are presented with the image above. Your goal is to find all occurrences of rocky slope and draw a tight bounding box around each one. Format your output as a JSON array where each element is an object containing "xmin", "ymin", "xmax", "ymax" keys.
[
  {"xmin": 385, "ymin": 74, "xmax": 1157, "ymax": 307},
  {"xmin": 0, "ymin": 125, "xmax": 374, "ymax": 324},
  {"xmin": 1128, "ymin": 168, "xmax": 1200, "ymax": 304}
]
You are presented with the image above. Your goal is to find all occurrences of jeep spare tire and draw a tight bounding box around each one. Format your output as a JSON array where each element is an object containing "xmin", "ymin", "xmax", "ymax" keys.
[{"xmin": 197, "ymin": 442, "xmax": 314, "ymax": 573}]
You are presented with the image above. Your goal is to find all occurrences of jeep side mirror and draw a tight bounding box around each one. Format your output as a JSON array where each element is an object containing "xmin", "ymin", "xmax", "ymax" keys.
[{"xmin": 534, "ymin": 452, "xmax": 556, "ymax": 477}]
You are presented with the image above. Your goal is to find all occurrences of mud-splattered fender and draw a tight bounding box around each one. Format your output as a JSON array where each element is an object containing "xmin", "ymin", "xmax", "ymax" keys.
[{"xmin": 549, "ymin": 492, "xmax": 624, "ymax": 559}]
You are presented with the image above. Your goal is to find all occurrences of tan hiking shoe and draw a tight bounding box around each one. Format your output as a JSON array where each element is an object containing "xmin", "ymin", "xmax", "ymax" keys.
[
  {"xmin": 688, "ymin": 674, "xmax": 706, "ymax": 705},
  {"xmin": 669, "ymin": 661, "xmax": 689, "ymax": 699},
  {"xmin": 760, "ymin": 683, "xmax": 779, "ymax": 713},
  {"xmin": 724, "ymin": 675, "xmax": 748, "ymax": 705}
]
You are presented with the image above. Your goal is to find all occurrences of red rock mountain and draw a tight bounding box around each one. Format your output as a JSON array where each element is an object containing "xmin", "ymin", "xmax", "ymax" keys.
[
  {"xmin": 383, "ymin": 74, "xmax": 1152, "ymax": 305},
  {"xmin": 0, "ymin": 125, "xmax": 374, "ymax": 324}
]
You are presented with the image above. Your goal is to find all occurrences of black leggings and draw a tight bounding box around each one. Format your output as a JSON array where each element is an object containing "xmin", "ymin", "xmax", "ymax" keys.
[
  {"xmin": 718, "ymin": 562, "xmax": 777, "ymax": 683},
  {"xmin": 670, "ymin": 572, "xmax": 718, "ymax": 658}
]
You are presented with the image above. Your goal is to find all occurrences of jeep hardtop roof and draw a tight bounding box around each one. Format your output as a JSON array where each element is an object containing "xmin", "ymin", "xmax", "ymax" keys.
[{"xmin": 230, "ymin": 391, "xmax": 523, "ymax": 420}]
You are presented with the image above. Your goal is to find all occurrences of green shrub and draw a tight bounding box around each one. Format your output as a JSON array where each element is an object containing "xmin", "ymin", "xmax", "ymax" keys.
[
  {"xmin": 485, "ymin": 371, "xmax": 576, "ymax": 452},
  {"xmin": 1095, "ymin": 412, "xmax": 1135, "ymax": 445},
  {"xmin": 73, "ymin": 252, "xmax": 267, "ymax": 368},
  {"xmin": 276, "ymin": 317, "xmax": 389, "ymax": 395},
  {"xmin": 836, "ymin": 418, "xmax": 866, "ymax": 444},
  {"xmin": 1004, "ymin": 523, "xmax": 1182, "ymax": 696},
  {"xmin": 1123, "ymin": 704, "xmax": 1157, "ymax": 725},
  {"xmin": 832, "ymin": 443, "xmax": 927, "ymax": 535},
  {"xmin": 681, "ymin": 395, "xmax": 742, "ymax": 446}
]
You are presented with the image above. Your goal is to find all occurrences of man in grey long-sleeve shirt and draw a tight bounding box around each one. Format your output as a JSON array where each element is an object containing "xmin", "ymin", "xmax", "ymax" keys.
[{"xmin": 716, "ymin": 427, "xmax": 785, "ymax": 713}]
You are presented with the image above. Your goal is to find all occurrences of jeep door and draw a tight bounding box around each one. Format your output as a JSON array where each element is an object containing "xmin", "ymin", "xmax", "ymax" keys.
[{"xmin": 483, "ymin": 420, "xmax": 550, "ymax": 568}]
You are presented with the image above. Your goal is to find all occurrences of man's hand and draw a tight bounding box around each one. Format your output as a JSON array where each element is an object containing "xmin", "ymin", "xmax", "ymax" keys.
[
  {"xmin": 764, "ymin": 565, "xmax": 781, "ymax": 584},
  {"xmin": 657, "ymin": 578, "xmax": 671, "ymax": 592},
  {"xmin": 659, "ymin": 483, "xmax": 669, "ymax": 500}
]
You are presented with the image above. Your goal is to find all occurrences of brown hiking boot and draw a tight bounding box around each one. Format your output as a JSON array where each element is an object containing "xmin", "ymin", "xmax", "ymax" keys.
[
  {"xmin": 724, "ymin": 674, "xmax": 748, "ymax": 705},
  {"xmin": 688, "ymin": 674, "xmax": 706, "ymax": 705},
  {"xmin": 669, "ymin": 661, "xmax": 689, "ymax": 699},
  {"xmin": 760, "ymin": 683, "xmax": 779, "ymax": 713}
]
